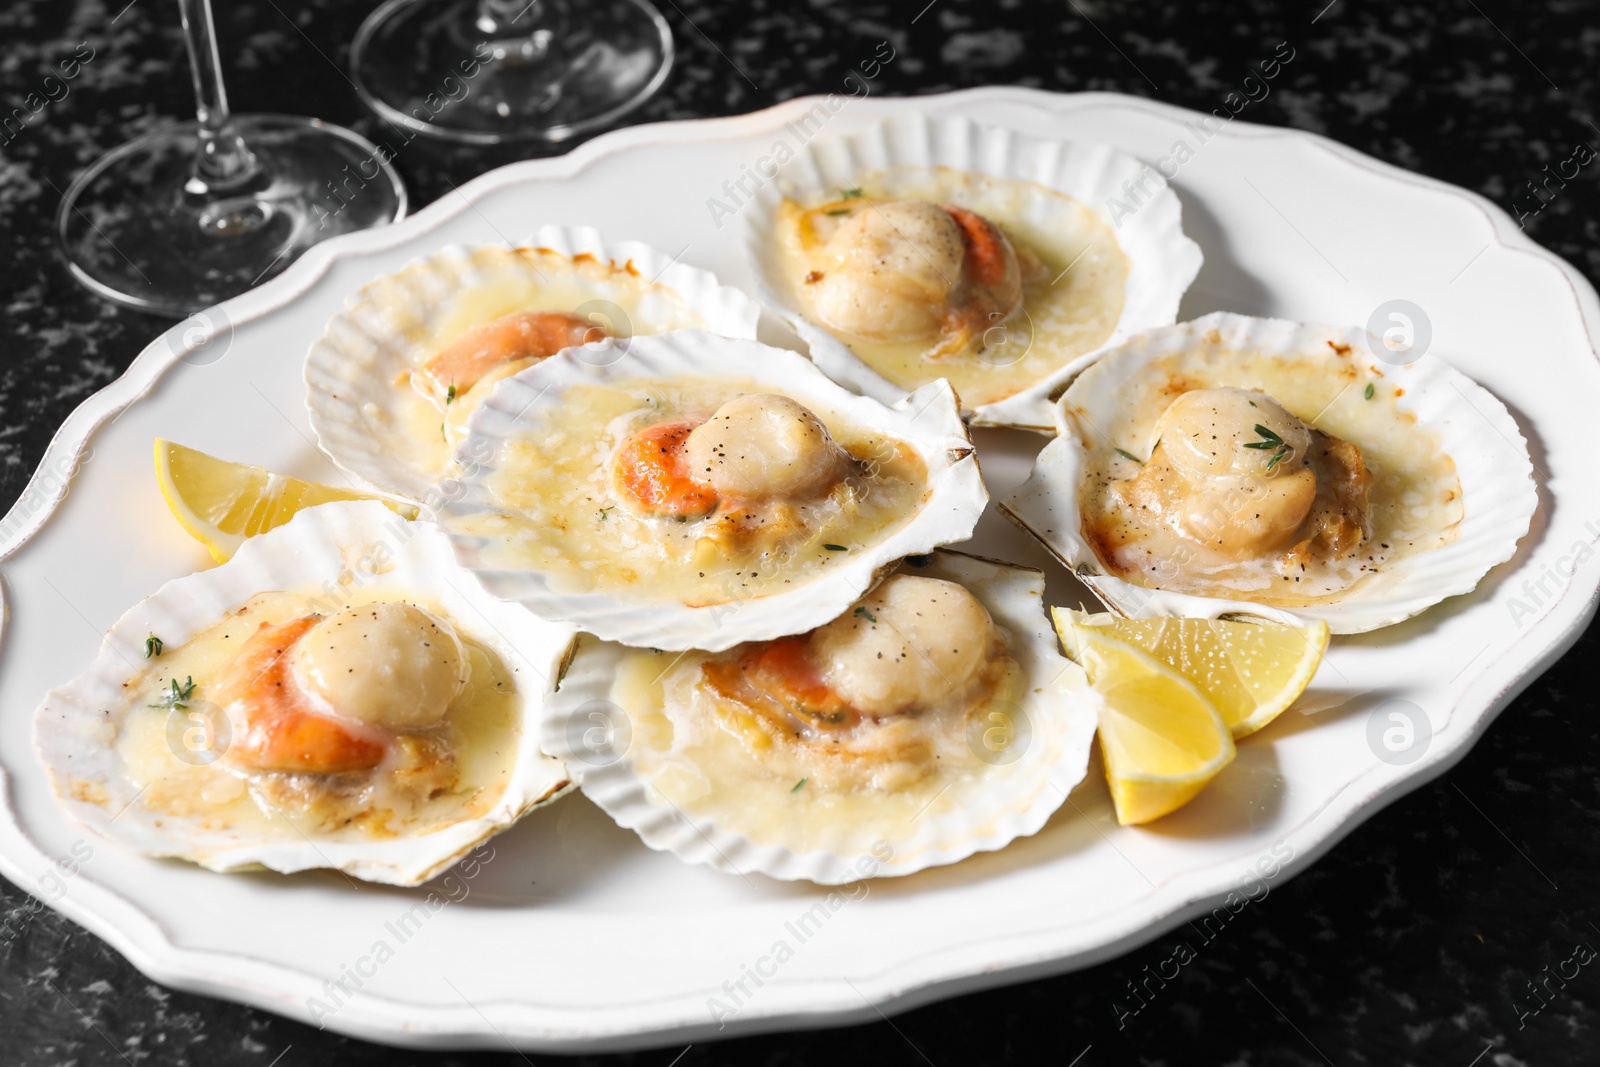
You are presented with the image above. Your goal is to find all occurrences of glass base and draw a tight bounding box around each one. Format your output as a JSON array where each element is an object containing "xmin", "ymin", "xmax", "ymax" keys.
[
  {"xmin": 351, "ymin": 0, "xmax": 673, "ymax": 145},
  {"xmin": 56, "ymin": 115, "xmax": 407, "ymax": 317}
]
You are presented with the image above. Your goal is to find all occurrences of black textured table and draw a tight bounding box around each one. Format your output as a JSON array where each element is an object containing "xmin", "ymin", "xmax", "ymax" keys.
[{"xmin": 3, "ymin": 1, "xmax": 1597, "ymax": 1064}]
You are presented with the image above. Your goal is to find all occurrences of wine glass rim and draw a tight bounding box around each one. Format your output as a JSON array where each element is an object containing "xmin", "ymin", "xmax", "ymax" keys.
[{"xmin": 349, "ymin": 0, "xmax": 676, "ymax": 146}]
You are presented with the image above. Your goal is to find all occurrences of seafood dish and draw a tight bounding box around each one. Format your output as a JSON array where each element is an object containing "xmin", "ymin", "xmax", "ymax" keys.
[
  {"xmin": 33, "ymin": 116, "xmax": 1539, "ymax": 892},
  {"xmin": 34, "ymin": 503, "xmax": 572, "ymax": 885},
  {"xmin": 542, "ymin": 551, "xmax": 1097, "ymax": 883},
  {"xmin": 745, "ymin": 111, "xmax": 1201, "ymax": 430},
  {"xmin": 306, "ymin": 226, "xmax": 760, "ymax": 502},
  {"xmin": 1002, "ymin": 313, "xmax": 1537, "ymax": 632},
  {"xmin": 438, "ymin": 330, "xmax": 986, "ymax": 651}
]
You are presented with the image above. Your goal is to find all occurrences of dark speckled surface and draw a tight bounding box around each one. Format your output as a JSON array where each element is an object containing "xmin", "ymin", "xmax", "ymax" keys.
[{"xmin": 3, "ymin": 0, "xmax": 1599, "ymax": 1064}]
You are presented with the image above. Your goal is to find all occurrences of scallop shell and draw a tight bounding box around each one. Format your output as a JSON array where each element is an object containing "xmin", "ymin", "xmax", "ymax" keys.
[
  {"xmin": 306, "ymin": 226, "xmax": 762, "ymax": 502},
  {"xmin": 439, "ymin": 329, "xmax": 988, "ymax": 652},
  {"xmin": 33, "ymin": 501, "xmax": 574, "ymax": 886},
  {"xmin": 1001, "ymin": 313, "xmax": 1538, "ymax": 633},
  {"xmin": 743, "ymin": 111, "xmax": 1202, "ymax": 431},
  {"xmin": 540, "ymin": 550, "xmax": 1098, "ymax": 884}
]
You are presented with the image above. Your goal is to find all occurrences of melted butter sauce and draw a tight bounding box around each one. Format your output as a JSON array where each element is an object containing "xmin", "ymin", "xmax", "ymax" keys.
[
  {"xmin": 775, "ymin": 168, "xmax": 1130, "ymax": 408},
  {"xmin": 460, "ymin": 377, "xmax": 929, "ymax": 606},
  {"xmin": 1080, "ymin": 344, "xmax": 1463, "ymax": 605},
  {"xmin": 117, "ymin": 589, "xmax": 522, "ymax": 842},
  {"xmin": 609, "ymin": 636, "xmax": 1032, "ymax": 858}
]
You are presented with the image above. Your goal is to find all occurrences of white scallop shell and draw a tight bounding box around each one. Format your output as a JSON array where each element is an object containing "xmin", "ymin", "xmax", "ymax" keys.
[
  {"xmin": 1001, "ymin": 313, "xmax": 1538, "ymax": 634},
  {"xmin": 32, "ymin": 501, "xmax": 574, "ymax": 886},
  {"xmin": 743, "ymin": 111, "xmax": 1202, "ymax": 431},
  {"xmin": 306, "ymin": 226, "xmax": 762, "ymax": 502},
  {"xmin": 541, "ymin": 550, "xmax": 1098, "ymax": 884},
  {"xmin": 440, "ymin": 330, "xmax": 988, "ymax": 652}
]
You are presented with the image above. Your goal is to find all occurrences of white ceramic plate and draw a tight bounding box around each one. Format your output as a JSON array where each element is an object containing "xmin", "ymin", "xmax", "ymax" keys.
[{"xmin": 2, "ymin": 89, "xmax": 1595, "ymax": 1052}]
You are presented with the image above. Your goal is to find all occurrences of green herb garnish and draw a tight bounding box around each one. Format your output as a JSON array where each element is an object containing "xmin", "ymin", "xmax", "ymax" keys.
[
  {"xmin": 1243, "ymin": 424, "xmax": 1283, "ymax": 449},
  {"xmin": 1114, "ymin": 448, "xmax": 1144, "ymax": 464},
  {"xmin": 840, "ymin": 187, "xmax": 863, "ymax": 199},
  {"xmin": 597, "ymin": 506, "xmax": 614, "ymax": 522},
  {"xmin": 1364, "ymin": 382, "xmax": 1375, "ymax": 400},
  {"xmin": 853, "ymin": 606, "xmax": 878, "ymax": 623},
  {"xmin": 823, "ymin": 544, "xmax": 848, "ymax": 552},
  {"xmin": 824, "ymin": 208, "xmax": 850, "ymax": 216},
  {"xmin": 144, "ymin": 634, "xmax": 163, "ymax": 659},
  {"xmin": 446, "ymin": 383, "xmax": 457, "ymax": 404},
  {"xmin": 149, "ymin": 676, "xmax": 196, "ymax": 711},
  {"xmin": 1243, "ymin": 423, "xmax": 1292, "ymax": 472},
  {"xmin": 791, "ymin": 777, "xmax": 808, "ymax": 793}
]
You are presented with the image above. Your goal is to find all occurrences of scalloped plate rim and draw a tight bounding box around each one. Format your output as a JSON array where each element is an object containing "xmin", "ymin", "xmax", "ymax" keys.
[{"xmin": 0, "ymin": 87, "xmax": 1594, "ymax": 1051}]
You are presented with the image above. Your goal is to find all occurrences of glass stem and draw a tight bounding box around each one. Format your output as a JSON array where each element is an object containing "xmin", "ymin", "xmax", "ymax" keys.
[{"xmin": 177, "ymin": 0, "xmax": 256, "ymax": 193}]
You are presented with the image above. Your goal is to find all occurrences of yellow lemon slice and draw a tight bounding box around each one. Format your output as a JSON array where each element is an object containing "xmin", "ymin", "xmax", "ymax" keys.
[
  {"xmin": 154, "ymin": 439, "xmax": 417, "ymax": 562},
  {"xmin": 1075, "ymin": 635, "xmax": 1235, "ymax": 826},
  {"xmin": 1055, "ymin": 608, "xmax": 1328, "ymax": 740}
]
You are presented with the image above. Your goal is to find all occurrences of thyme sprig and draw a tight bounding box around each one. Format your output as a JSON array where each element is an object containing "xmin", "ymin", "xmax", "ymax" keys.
[
  {"xmin": 149, "ymin": 675, "xmax": 196, "ymax": 711},
  {"xmin": 1243, "ymin": 423, "xmax": 1292, "ymax": 473}
]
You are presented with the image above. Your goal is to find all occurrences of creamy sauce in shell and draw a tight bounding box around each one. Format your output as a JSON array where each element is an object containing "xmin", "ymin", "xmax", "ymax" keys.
[
  {"xmin": 774, "ymin": 169, "xmax": 1130, "ymax": 407},
  {"xmin": 606, "ymin": 631, "xmax": 1030, "ymax": 858},
  {"xmin": 462, "ymin": 377, "xmax": 930, "ymax": 606},
  {"xmin": 360, "ymin": 247, "xmax": 710, "ymax": 482},
  {"xmin": 1078, "ymin": 342, "xmax": 1463, "ymax": 605},
  {"xmin": 116, "ymin": 589, "xmax": 522, "ymax": 842}
]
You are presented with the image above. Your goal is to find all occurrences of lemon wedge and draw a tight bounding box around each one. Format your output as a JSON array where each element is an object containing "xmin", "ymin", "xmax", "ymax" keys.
[
  {"xmin": 1054, "ymin": 608, "xmax": 1328, "ymax": 739},
  {"xmin": 1074, "ymin": 635, "xmax": 1235, "ymax": 826},
  {"xmin": 154, "ymin": 438, "xmax": 417, "ymax": 562}
]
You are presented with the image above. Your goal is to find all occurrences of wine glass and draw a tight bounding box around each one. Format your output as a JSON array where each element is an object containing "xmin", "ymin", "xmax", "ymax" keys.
[
  {"xmin": 56, "ymin": 0, "xmax": 407, "ymax": 317},
  {"xmin": 349, "ymin": 0, "xmax": 673, "ymax": 145}
]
